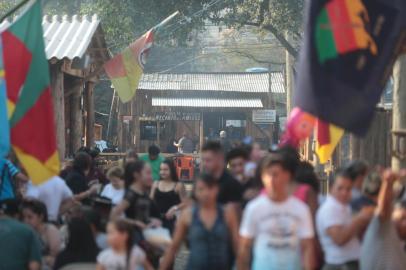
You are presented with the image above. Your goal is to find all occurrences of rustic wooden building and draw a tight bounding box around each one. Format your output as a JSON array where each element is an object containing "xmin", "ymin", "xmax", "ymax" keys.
[
  {"xmin": 43, "ymin": 15, "xmax": 110, "ymax": 158},
  {"xmin": 117, "ymin": 72, "xmax": 286, "ymax": 152}
]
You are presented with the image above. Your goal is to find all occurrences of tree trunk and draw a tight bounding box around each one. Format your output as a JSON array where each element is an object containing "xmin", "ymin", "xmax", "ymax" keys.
[
  {"xmin": 264, "ymin": 24, "xmax": 298, "ymax": 59},
  {"xmin": 392, "ymin": 55, "xmax": 406, "ymax": 170}
]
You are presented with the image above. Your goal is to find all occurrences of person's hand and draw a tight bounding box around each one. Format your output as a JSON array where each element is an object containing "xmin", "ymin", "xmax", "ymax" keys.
[
  {"xmin": 359, "ymin": 206, "xmax": 375, "ymax": 221},
  {"xmin": 88, "ymin": 184, "xmax": 99, "ymax": 195},
  {"xmin": 148, "ymin": 218, "xmax": 162, "ymax": 228},
  {"xmin": 382, "ymin": 169, "xmax": 399, "ymax": 185},
  {"xmin": 165, "ymin": 206, "xmax": 177, "ymax": 219}
]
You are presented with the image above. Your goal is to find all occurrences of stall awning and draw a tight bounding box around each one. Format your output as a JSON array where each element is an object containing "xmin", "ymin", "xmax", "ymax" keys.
[
  {"xmin": 139, "ymin": 72, "xmax": 285, "ymax": 93},
  {"xmin": 152, "ymin": 98, "xmax": 263, "ymax": 108}
]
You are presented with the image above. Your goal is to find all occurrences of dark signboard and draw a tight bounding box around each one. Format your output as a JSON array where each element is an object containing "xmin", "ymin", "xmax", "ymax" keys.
[{"xmin": 155, "ymin": 112, "xmax": 201, "ymax": 121}]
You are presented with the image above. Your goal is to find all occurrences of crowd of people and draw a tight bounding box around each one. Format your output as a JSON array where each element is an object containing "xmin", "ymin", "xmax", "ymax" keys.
[{"xmin": 1, "ymin": 140, "xmax": 406, "ymax": 270}]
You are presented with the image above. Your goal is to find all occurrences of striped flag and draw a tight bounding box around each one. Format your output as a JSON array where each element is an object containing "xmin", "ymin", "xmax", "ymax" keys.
[
  {"xmin": 0, "ymin": 39, "xmax": 9, "ymax": 158},
  {"xmin": 295, "ymin": 0, "xmax": 406, "ymax": 135},
  {"xmin": 104, "ymin": 30, "xmax": 154, "ymax": 103},
  {"xmin": 315, "ymin": 119, "xmax": 344, "ymax": 164},
  {"xmin": 4, "ymin": 0, "xmax": 59, "ymax": 184},
  {"xmin": 105, "ymin": 11, "xmax": 179, "ymax": 103}
]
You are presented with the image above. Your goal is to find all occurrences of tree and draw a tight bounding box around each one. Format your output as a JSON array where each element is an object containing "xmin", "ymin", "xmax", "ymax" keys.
[
  {"xmin": 208, "ymin": 0, "xmax": 304, "ymax": 58},
  {"xmin": 48, "ymin": 0, "xmax": 214, "ymax": 53}
]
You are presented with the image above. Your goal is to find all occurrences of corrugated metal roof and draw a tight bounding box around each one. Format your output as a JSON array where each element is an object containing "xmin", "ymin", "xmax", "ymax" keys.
[
  {"xmin": 139, "ymin": 72, "xmax": 285, "ymax": 93},
  {"xmin": 42, "ymin": 15, "xmax": 100, "ymax": 60},
  {"xmin": 0, "ymin": 14, "xmax": 103, "ymax": 61},
  {"xmin": 152, "ymin": 97, "xmax": 263, "ymax": 108}
]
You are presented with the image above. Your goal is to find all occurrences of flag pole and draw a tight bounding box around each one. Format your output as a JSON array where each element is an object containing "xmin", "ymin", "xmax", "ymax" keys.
[
  {"xmin": 153, "ymin": 11, "xmax": 180, "ymax": 32},
  {"xmin": 0, "ymin": 0, "xmax": 30, "ymax": 23}
]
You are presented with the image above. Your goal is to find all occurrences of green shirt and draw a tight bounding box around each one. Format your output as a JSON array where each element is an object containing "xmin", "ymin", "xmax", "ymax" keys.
[
  {"xmin": 140, "ymin": 154, "xmax": 164, "ymax": 181},
  {"xmin": 0, "ymin": 218, "xmax": 42, "ymax": 270}
]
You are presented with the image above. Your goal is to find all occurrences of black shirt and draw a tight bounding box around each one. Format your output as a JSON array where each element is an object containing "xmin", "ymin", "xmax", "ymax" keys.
[
  {"xmin": 65, "ymin": 169, "xmax": 88, "ymax": 195},
  {"xmin": 217, "ymin": 170, "xmax": 243, "ymax": 204},
  {"xmin": 124, "ymin": 189, "xmax": 160, "ymax": 224}
]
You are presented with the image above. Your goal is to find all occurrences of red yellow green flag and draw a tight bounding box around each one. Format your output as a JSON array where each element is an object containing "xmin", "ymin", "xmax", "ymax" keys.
[
  {"xmin": 315, "ymin": 0, "xmax": 378, "ymax": 64},
  {"xmin": 315, "ymin": 119, "xmax": 344, "ymax": 164},
  {"xmin": 4, "ymin": 0, "xmax": 60, "ymax": 184},
  {"xmin": 104, "ymin": 11, "xmax": 179, "ymax": 103},
  {"xmin": 104, "ymin": 30, "xmax": 153, "ymax": 103}
]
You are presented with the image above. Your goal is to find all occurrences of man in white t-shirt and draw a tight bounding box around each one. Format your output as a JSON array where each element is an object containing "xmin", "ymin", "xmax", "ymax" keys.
[
  {"xmin": 317, "ymin": 169, "xmax": 373, "ymax": 270},
  {"xmin": 238, "ymin": 147, "xmax": 315, "ymax": 270},
  {"xmin": 36, "ymin": 176, "xmax": 73, "ymax": 222}
]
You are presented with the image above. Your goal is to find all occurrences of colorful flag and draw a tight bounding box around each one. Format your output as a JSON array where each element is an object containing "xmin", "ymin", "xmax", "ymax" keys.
[
  {"xmin": 3, "ymin": 0, "xmax": 59, "ymax": 184},
  {"xmin": 0, "ymin": 39, "xmax": 9, "ymax": 158},
  {"xmin": 315, "ymin": 119, "xmax": 344, "ymax": 164},
  {"xmin": 104, "ymin": 11, "xmax": 179, "ymax": 103},
  {"xmin": 104, "ymin": 31, "xmax": 154, "ymax": 103},
  {"xmin": 295, "ymin": 0, "xmax": 406, "ymax": 135}
]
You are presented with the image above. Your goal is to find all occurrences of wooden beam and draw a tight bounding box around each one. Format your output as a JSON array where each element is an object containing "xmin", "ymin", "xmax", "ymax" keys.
[
  {"xmin": 85, "ymin": 82, "xmax": 95, "ymax": 147},
  {"xmin": 199, "ymin": 113, "xmax": 204, "ymax": 151},
  {"xmin": 70, "ymin": 80, "xmax": 83, "ymax": 153},
  {"xmin": 50, "ymin": 63, "xmax": 66, "ymax": 159}
]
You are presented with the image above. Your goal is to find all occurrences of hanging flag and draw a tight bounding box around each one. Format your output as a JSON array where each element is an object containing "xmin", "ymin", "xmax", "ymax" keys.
[
  {"xmin": 315, "ymin": 119, "xmax": 344, "ymax": 164},
  {"xmin": 3, "ymin": 0, "xmax": 59, "ymax": 185},
  {"xmin": 104, "ymin": 31, "xmax": 153, "ymax": 103},
  {"xmin": 104, "ymin": 11, "xmax": 179, "ymax": 103},
  {"xmin": 295, "ymin": 0, "xmax": 406, "ymax": 135},
  {"xmin": 280, "ymin": 107, "xmax": 344, "ymax": 163},
  {"xmin": 0, "ymin": 39, "xmax": 9, "ymax": 158}
]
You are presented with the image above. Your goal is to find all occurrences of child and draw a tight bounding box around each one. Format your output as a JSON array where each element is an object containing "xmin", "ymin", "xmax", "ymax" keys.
[
  {"xmin": 96, "ymin": 219, "xmax": 153, "ymax": 270},
  {"xmin": 101, "ymin": 166, "xmax": 125, "ymax": 205}
]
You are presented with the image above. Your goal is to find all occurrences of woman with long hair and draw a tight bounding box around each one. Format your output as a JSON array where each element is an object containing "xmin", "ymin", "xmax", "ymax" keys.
[
  {"xmin": 160, "ymin": 173, "xmax": 239, "ymax": 270},
  {"xmin": 96, "ymin": 219, "xmax": 153, "ymax": 270},
  {"xmin": 150, "ymin": 159, "xmax": 187, "ymax": 233},
  {"xmin": 21, "ymin": 199, "xmax": 62, "ymax": 270},
  {"xmin": 110, "ymin": 161, "xmax": 161, "ymax": 234},
  {"xmin": 53, "ymin": 217, "xmax": 99, "ymax": 269}
]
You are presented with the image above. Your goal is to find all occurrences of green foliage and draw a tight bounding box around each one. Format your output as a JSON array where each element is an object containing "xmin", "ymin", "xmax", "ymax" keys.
[
  {"xmin": 208, "ymin": 0, "xmax": 304, "ymax": 57},
  {"xmin": 41, "ymin": 0, "xmax": 213, "ymax": 53}
]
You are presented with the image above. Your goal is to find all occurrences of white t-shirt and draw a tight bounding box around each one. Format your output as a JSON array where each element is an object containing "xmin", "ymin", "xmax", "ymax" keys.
[
  {"xmin": 240, "ymin": 195, "xmax": 314, "ymax": 270},
  {"xmin": 316, "ymin": 195, "xmax": 361, "ymax": 264},
  {"xmin": 101, "ymin": 184, "xmax": 124, "ymax": 205},
  {"xmin": 97, "ymin": 246, "xmax": 146, "ymax": 270},
  {"xmin": 37, "ymin": 176, "xmax": 73, "ymax": 222}
]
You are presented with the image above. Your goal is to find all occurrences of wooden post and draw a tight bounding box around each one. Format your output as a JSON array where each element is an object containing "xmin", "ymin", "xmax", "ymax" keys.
[
  {"xmin": 392, "ymin": 55, "xmax": 406, "ymax": 170},
  {"xmin": 349, "ymin": 133, "xmax": 361, "ymax": 161},
  {"xmin": 199, "ymin": 113, "xmax": 204, "ymax": 152},
  {"xmin": 133, "ymin": 97, "xmax": 140, "ymax": 151},
  {"xmin": 70, "ymin": 80, "xmax": 83, "ymax": 153},
  {"xmin": 85, "ymin": 81, "xmax": 95, "ymax": 147},
  {"xmin": 117, "ymin": 101, "xmax": 123, "ymax": 151},
  {"xmin": 50, "ymin": 63, "xmax": 65, "ymax": 160},
  {"xmin": 157, "ymin": 121, "xmax": 161, "ymax": 148}
]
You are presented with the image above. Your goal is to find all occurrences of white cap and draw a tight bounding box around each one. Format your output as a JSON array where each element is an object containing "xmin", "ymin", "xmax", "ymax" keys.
[{"xmin": 220, "ymin": 130, "xmax": 226, "ymax": 138}]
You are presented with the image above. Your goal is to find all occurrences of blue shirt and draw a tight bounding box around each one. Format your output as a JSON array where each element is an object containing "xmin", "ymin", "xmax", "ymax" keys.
[{"xmin": 0, "ymin": 159, "xmax": 20, "ymax": 201}]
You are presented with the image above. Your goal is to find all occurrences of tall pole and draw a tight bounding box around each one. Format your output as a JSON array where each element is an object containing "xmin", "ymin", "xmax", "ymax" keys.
[
  {"xmin": 392, "ymin": 55, "xmax": 406, "ymax": 170},
  {"xmin": 285, "ymin": 32, "xmax": 294, "ymax": 114}
]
